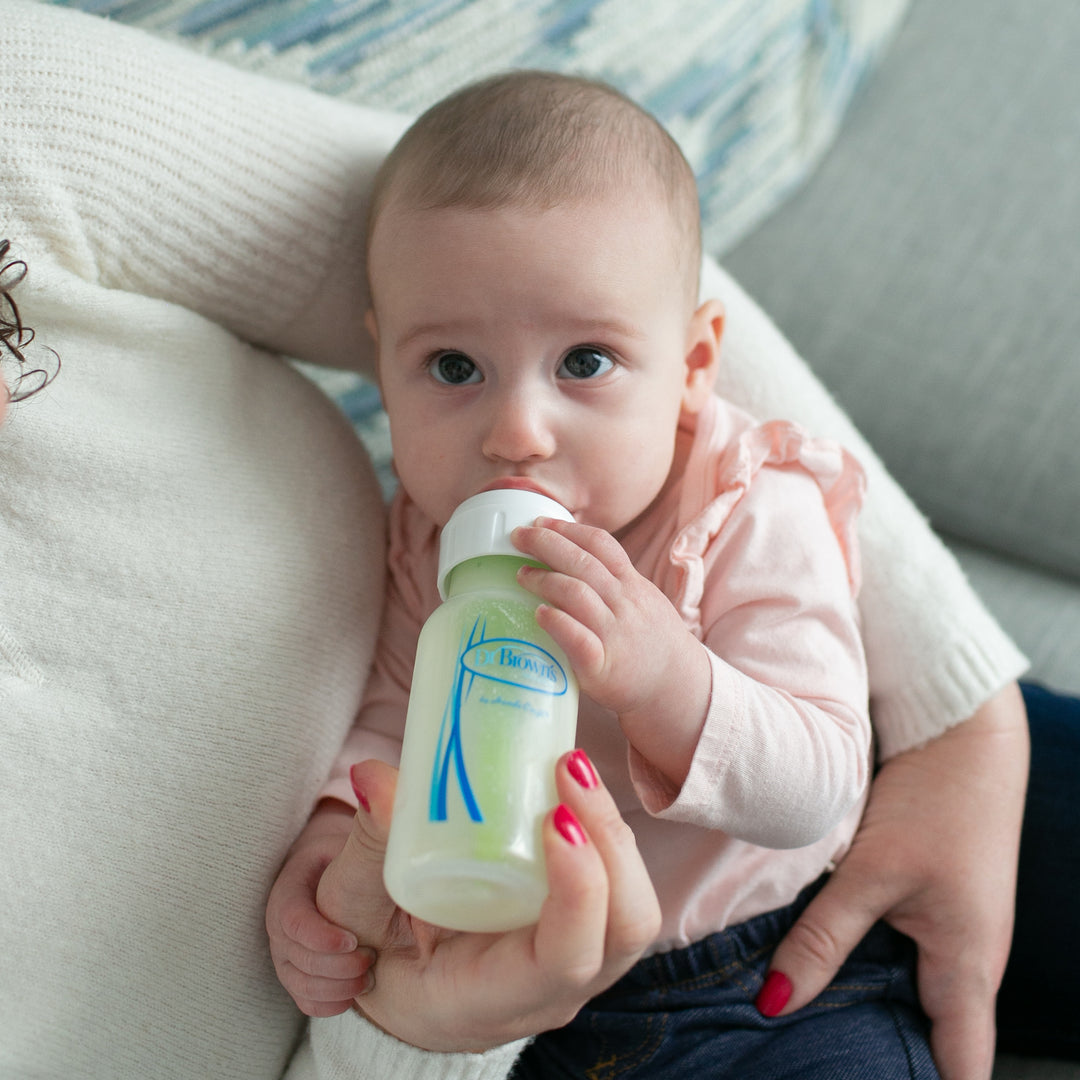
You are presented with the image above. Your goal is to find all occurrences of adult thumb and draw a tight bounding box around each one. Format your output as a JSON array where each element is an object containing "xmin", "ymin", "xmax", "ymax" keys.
[
  {"xmin": 345, "ymin": 758, "xmax": 399, "ymax": 851},
  {"xmin": 315, "ymin": 759, "xmax": 400, "ymax": 932},
  {"xmin": 757, "ymin": 871, "xmax": 884, "ymax": 1016}
]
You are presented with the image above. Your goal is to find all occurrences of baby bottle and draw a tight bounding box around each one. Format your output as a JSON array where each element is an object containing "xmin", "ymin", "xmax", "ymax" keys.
[{"xmin": 383, "ymin": 488, "xmax": 580, "ymax": 932}]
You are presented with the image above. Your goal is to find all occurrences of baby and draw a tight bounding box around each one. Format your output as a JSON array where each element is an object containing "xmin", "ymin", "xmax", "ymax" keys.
[{"xmin": 271, "ymin": 72, "xmax": 938, "ymax": 1078}]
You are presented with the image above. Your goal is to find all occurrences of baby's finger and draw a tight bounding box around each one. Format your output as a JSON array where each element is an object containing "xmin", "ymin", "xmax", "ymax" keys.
[
  {"xmin": 521, "ymin": 562, "xmax": 607, "ymax": 626},
  {"xmin": 266, "ymin": 855, "xmax": 358, "ymax": 955},
  {"xmin": 512, "ymin": 522, "xmax": 620, "ymax": 600},
  {"xmin": 281, "ymin": 940, "xmax": 376, "ymax": 981},
  {"xmin": 534, "ymin": 518, "xmax": 634, "ymax": 576},
  {"xmin": 280, "ymin": 961, "xmax": 374, "ymax": 1015},
  {"xmin": 532, "ymin": 600, "xmax": 606, "ymax": 682},
  {"xmin": 275, "ymin": 893, "xmax": 359, "ymax": 956}
]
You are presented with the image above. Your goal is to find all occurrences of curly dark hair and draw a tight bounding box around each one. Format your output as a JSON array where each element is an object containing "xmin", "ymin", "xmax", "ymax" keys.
[{"xmin": 1, "ymin": 238, "xmax": 60, "ymax": 404}]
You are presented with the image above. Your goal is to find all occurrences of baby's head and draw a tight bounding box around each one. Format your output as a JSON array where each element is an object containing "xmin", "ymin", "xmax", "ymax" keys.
[
  {"xmin": 365, "ymin": 72, "xmax": 722, "ymax": 534},
  {"xmin": 367, "ymin": 70, "xmax": 702, "ymax": 312}
]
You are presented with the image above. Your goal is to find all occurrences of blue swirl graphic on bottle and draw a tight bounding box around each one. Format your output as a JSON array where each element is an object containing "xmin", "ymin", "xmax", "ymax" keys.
[{"xmin": 430, "ymin": 615, "xmax": 570, "ymax": 823}]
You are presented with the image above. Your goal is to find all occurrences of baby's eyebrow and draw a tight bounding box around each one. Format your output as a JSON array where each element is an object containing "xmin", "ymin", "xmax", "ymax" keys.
[
  {"xmin": 562, "ymin": 316, "xmax": 648, "ymax": 342},
  {"xmin": 395, "ymin": 320, "xmax": 471, "ymax": 350},
  {"xmin": 591, "ymin": 321, "xmax": 647, "ymax": 341},
  {"xmin": 393, "ymin": 314, "xmax": 648, "ymax": 351}
]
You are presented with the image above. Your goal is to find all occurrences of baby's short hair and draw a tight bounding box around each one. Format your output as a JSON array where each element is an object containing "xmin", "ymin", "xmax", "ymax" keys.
[{"xmin": 367, "ymin": 70, "xmax": 702, "ymax": 304}]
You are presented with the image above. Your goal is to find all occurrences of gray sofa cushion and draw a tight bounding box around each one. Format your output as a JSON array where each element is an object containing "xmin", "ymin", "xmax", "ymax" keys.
[
  {"xmin": 950, "ymin": 539, "xmax": 1080, "ymax": 698},
  {"xmin": 723, "ymin": 0, "xmax": 1080, "ymax": 589}
]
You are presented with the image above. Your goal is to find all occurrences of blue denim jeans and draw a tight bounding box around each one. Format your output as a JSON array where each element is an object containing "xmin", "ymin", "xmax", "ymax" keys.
[
  {"xmin": 997, "ymin": 681, "xmax": 1080, "ymax": 1059},
  {"xmin": 511, "ymin": 878, "xmax": 937, "ymax": 1080}
]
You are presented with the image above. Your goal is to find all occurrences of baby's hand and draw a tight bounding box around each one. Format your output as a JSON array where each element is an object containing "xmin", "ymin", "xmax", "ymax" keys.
[
  {"xmin": 265, "ymin": 801, "xmax": 375, "ymax": 1017},
  {"xmin": 512, "ymin": 518, "xmax": 710, "ymax": 783}
]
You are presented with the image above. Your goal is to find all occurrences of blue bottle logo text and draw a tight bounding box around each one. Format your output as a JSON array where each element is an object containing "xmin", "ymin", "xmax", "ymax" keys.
[{"xmin": 430, "ymin": 618, "xmax": 568, "ymax": 824}]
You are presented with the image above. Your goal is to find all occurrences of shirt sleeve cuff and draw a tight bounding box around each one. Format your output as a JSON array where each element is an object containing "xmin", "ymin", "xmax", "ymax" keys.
[{"xmin": 627, "ymin": 650, "xmax": 741, "ymax": 822}]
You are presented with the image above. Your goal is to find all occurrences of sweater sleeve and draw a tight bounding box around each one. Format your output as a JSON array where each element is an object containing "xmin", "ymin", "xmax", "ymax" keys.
[
  {"xmin": 286, "ymin": 1012, "xmax": 528, "ymax": 1080},
  {"xmin": 701, "ymin": 255, "xmax": 1028, "ymax": 758},
  {"xmin": 1, "ymin": 0, "xmax": 408, "ymax": 374}
]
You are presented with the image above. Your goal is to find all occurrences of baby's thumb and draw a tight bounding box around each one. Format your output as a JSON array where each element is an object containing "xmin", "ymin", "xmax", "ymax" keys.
[{"xmin": 756, "ymin": 877, "xmax": 881, "ymax": 1016}]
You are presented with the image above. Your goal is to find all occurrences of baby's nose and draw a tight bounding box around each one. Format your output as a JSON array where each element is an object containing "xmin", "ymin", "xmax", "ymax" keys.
[{"xmin": 481, "ymin": 394, "xmax": 555, "ymax": 463}]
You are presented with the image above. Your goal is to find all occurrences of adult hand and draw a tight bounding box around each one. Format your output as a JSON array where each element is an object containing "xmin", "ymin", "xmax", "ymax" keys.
[
  {"xmin": 316, "ymin": 749, "xmax": 661, "ymax": 1053},
  {"xmin": 758, "ymin": 682, "xmax": 1029, "ymax": 1080}
]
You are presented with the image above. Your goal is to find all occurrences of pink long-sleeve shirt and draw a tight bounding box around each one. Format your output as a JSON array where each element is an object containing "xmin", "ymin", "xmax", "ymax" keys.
[{"xmin": 328, "ymin": 395, "xmax": 871, "ymax": 952}]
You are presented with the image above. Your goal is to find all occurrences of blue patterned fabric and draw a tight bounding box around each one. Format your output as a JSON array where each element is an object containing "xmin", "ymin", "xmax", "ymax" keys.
[
  {"xmin": 49, "ymin": 0, "xmax": 907, "ymax": 256},
  {"xmin": 47, "ymin": 0, "xmax": 907, "ymax": 481}
]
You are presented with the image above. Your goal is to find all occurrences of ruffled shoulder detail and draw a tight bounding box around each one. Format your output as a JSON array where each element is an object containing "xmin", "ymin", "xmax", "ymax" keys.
[{"xmin": 668, "ymin": 400, "xmax": 866, "ymax": 627}]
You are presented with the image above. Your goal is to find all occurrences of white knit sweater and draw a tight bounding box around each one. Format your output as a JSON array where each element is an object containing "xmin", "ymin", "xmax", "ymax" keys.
[{"xmin": 0, "ymin": 4, "xmax": 1025, "ymax": 1079}]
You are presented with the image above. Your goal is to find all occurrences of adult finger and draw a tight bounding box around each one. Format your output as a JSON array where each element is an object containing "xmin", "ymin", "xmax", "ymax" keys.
[
  {"xmin": 757, "ymin": 859, "xmax": 890, "ymax": 1015},
  {"xmin": 915, "ymin": 946, "xmax": 998, "ymax": 1080},
  {"xmin": 554, "ymin": 751, "xmax": 661, "ymax": 975}
]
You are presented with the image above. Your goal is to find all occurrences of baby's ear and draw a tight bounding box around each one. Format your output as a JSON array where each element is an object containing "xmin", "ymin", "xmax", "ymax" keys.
[{"xmin": 682, "ymin": 298, "xmax": 724, "ymax": 413}]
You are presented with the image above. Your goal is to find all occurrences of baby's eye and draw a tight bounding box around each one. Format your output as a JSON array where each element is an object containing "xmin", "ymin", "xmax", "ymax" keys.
[
  {"xmin": 558, "ymin": 347, "xmax": 614, "ymax": 380},
  {"xmin": 429, "ymin": 352, "xmax": 481, "ymax": 385}
]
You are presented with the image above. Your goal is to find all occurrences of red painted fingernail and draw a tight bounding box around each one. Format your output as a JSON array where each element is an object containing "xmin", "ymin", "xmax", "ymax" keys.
[
  {"xmin": 755, "ymin": 971, "xmax": 793, "ymax": 1017},
  {"xmin": 553, "ymin": 803, "xmax": 587, "ymax": 846},
  {"xmin": 566, "ymin": 749, "xmax": 599, "ymax": 789},
  {"xmin": 349, "ymin": 764, "xmax": 371, "ymax": 813}
]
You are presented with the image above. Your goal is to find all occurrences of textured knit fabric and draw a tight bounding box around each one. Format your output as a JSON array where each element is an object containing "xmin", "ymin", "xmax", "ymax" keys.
[
  {"xmin": 47, "ymin": 0, "xmax": 911, "ymax": 257},
  {"xmin": 0, "ymin": 4, "xmax": 514, "ymax": 1079},
  {"xmin": 0, "ymin": 2, "xmax": 1026, "ymax": 1078},
  {"xmin": 328, "ymin": 395, "xmax": 872, "ymax": 951}
]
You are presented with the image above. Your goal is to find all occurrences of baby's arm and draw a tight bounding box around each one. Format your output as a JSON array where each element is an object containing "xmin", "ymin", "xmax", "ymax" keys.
[
  {"xmin": 514, "ymin": 464, "xmax": 870, "ymax": 848},
  {"xmin": 514, "ymin": 519, "xmax": 712, "ymax": 790},
  {"xmin": 703, "ymin": 256, "xmax": 1026, "ymax": 750}
]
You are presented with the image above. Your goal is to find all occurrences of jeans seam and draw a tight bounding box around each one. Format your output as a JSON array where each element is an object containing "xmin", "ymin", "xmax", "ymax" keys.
[
  {"xmin": 646, "ymin": 940, "xmax": 775, "ymax": 997},
  {"xmin": 585, "ymin": 1009, "xmax": 668, "ymax": 1080},
  {"xmin": 887, "ymin": 1000, "xmax": 920, "ymax": 1079}
]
